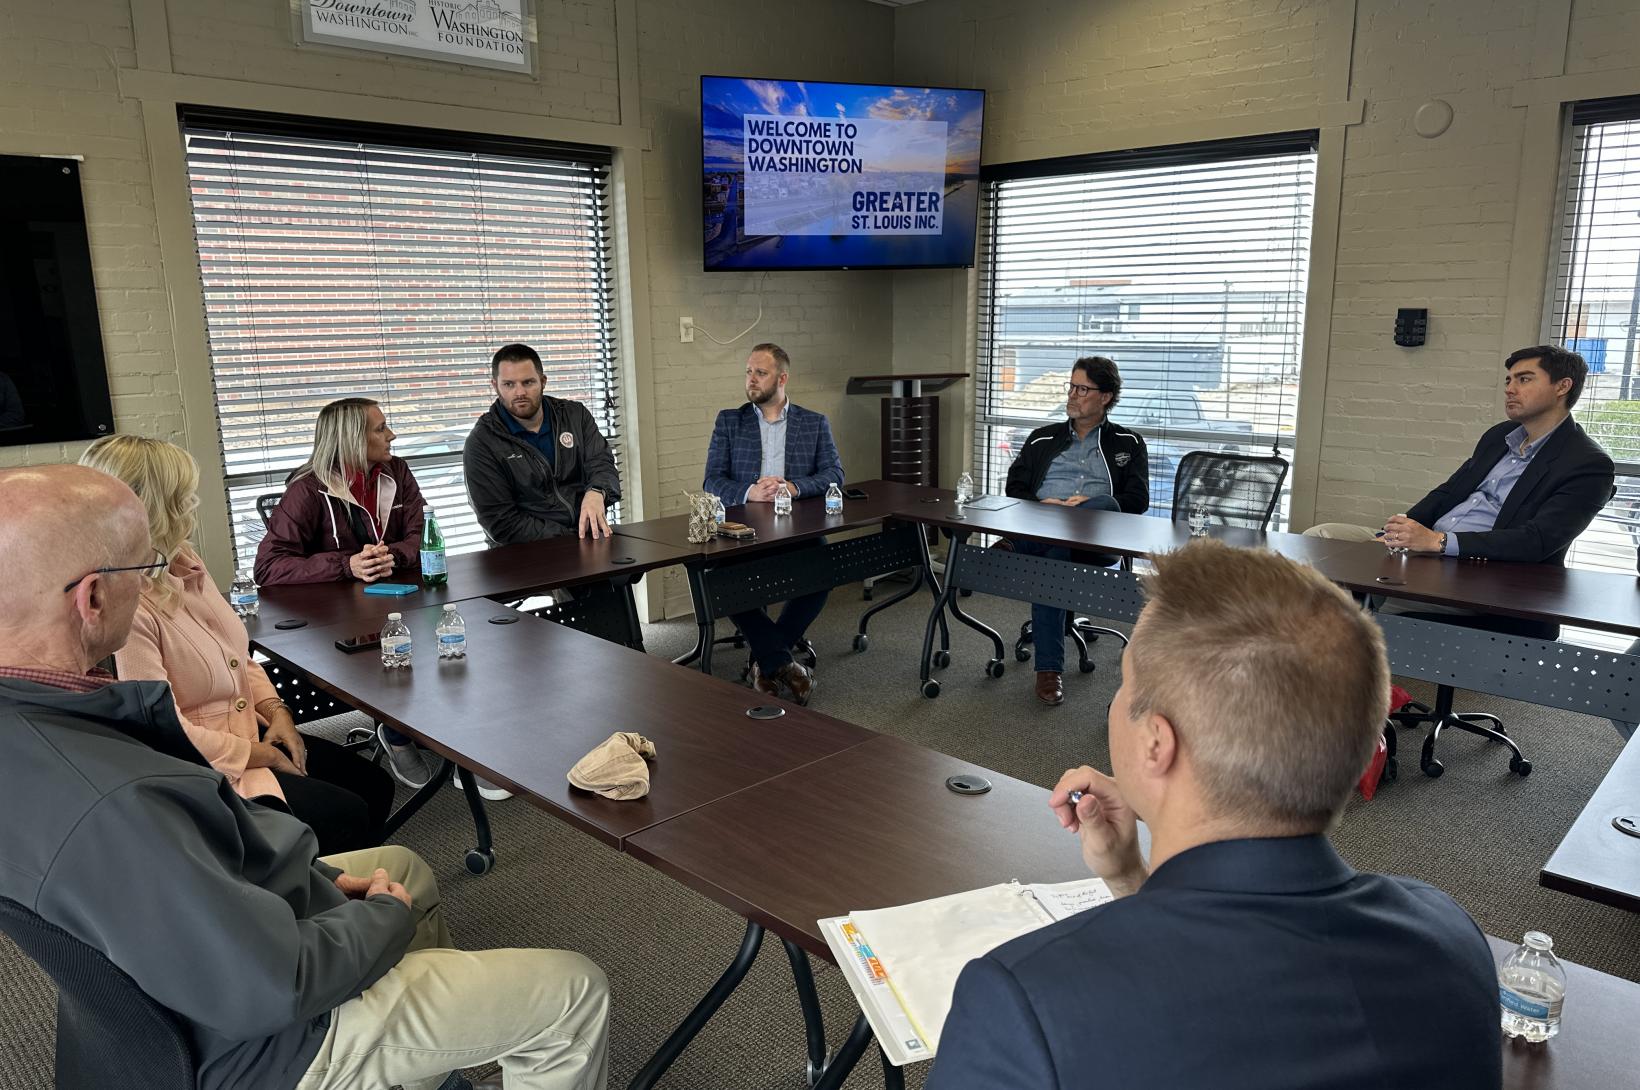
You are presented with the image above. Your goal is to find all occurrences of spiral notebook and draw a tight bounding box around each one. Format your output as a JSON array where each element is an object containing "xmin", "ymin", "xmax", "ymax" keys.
[{"xmin": 819, "ymin": 877, "xmax": 1113, "ymax": 1066}]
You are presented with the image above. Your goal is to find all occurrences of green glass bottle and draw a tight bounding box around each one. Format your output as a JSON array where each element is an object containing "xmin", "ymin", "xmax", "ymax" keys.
[{"xmin": 420, "ymin": 508, "xmax": 448, "ymax": 588}]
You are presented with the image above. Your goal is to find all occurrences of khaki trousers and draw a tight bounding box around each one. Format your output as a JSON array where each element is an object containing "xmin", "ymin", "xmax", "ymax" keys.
[
  {"xmin": 1303, "ymin": 522, "xmax": 1380, "ymax": 542},
  {"xmin": 296, "ymin": 845, "xmax": 609, "ymax": 1090}
]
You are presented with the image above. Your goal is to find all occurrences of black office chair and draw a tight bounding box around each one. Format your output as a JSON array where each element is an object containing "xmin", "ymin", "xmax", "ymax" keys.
[
  {"xmin": 255, "ymin": 492, "xmax": 281, "ymax": 528},
  {"xmin": 1171, "ymin": 449, "xmax": 1290, "ymax": 530},
  {"xmin": 0, "ymin": 897, "xmax": 195, "ymax": 1089},
  {"xmin": 1013, "ymin": 450, "xmax": 1292, "ymax": 670},
  {"xmin": 1385, "ymin": 612, "xmax": 1551, "ymax": 779}
]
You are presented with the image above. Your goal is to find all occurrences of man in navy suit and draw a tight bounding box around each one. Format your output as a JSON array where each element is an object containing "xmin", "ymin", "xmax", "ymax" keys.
[
  {"xmin": 702, "ymin": 343, "xmax": 844, "ymax": 704},
  {"xmin": 1309, "ymin": 344, "xmax": 1613, "ymax": 565},
  {"xmin": 928, "ymin": 541, "xmax": 1501, "ymax": 1090}
]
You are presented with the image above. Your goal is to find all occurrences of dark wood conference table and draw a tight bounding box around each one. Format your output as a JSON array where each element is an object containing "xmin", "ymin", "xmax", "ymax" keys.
[
  {"xmin": 616, "ymin": 478, "xmax": 949, "ymax": 672},
  {"xmin": 252, "ymin": 601, "xmax": 874, "ymax": 852},
  {"xmin": 892, "ymin": 496, "xmax": 1640, "ymax": 638},
  {"xmin": 247, "ymin": 532, "xmax": 695, "ymax": 638},
  {"xmin": 1484, "ymin": 935, "xmax": 1640, "ymax": 1090},
  {"xmin": 1542, "ymin": 729, "xmax": 1640, "ymax": 912}
]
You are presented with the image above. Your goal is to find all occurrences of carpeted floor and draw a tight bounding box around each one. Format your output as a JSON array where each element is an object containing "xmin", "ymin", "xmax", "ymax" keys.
[{"xmin": 3, "ymin": 580, "xmax": 1638, "ymax": 1089}]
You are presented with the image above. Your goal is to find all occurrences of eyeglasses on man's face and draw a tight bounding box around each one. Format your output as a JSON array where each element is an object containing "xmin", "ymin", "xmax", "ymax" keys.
[
  {"xmin": 62, "ymin": 549, "xmax": 169, "ymax": 594},
  {"xmin": 1065, "ymin": 381, "xmax": 1101, "ymax": 398}
]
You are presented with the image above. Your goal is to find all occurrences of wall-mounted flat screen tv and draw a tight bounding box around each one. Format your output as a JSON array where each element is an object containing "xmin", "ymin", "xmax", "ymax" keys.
[
  {"xmin": 702, "ymin": 75, "xmax": 985, "ymax": 271},
  {"xmin": 0, "ymin": 155, "xmax": 115, "ymax": 447}
]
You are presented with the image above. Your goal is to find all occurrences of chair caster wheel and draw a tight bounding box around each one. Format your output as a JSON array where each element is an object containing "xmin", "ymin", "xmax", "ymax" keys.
[
  {"xmin": 1383, "ymin": 757, "xmax": 1398, "ymax": 782},
  {"xmin": 1078, "ymin": 660, "xmax": 1096, "ymax": 674},
  {"xmin": 465, "ymin": 849, "xmax": 495, "ymax": 875},
  {"xmin": 985, "ymin": 659, "xmax": 1005, "ymax": 679},
  {"xmin": 921, "ymin": 679, "xmax": 941, "ymax": 699},
  {"xmin": 852, "ymin": 634, "xmax": 868, "ymax": 652},
  {"xmin": 1511, "ymin": 756, "xmax": 1533, "ymax": 776},
  {"xmin": 933, "ymin": 650, "xmax": 951, "ymax": 669},
  {"xmin": 1015, "ymin": 647, "xmax": 1031, "ymax": 663},
  {"xmin": 1421, "ymin": 759, "xmax": 1444, "ymax": 779}
]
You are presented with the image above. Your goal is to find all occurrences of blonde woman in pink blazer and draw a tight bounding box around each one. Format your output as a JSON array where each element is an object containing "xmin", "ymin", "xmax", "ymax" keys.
[{"xmin": 82, "ymin": 435, "xmax": 394, "ymax": 854}]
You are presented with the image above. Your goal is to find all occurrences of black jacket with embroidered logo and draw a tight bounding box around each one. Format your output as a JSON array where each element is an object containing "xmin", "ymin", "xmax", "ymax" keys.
[
  {"xmin": 463, "ymin": 397, "xmax": 622, "ymax": 545},
  {"xmin": 1004, "ymin": 418, "xmax": 1151, "ymax": 514}
]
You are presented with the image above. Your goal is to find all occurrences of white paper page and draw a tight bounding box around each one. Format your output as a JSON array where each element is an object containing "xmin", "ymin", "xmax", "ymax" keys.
[
  {"xmin": 851, "ymin": 883, "xmax": 1051, "ymax": 1053},
  {"xmin": 1026, "ymin": 877, "xmax": 1114, "ymax": 921}
]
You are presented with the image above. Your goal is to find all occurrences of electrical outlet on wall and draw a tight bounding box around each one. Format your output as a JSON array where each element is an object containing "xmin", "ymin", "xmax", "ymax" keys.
[{"xmin": 679, "ymin": 316, "xmax": 695, "ymax": 343}]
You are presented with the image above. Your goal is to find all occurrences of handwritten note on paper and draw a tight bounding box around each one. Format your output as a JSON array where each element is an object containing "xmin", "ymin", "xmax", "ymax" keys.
[{"xmin": 1027, "ymin": 878, "xmax": 1115, "ymax": 921}]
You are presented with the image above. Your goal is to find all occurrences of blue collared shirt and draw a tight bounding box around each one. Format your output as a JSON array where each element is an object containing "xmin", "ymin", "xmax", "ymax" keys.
[
  {"xmin": 1038, "ymin": 424, "xmax": 1111, "ymax": 502},
  {"xmin": 1433, "ymin": 418, "xmax": 1564, "ymax": 554},
  {"xmin": 502, "ymin": 408, "xmax": 555, "ymax": 469},
  {"xmin": 745, "ymin": 399, "xmax": 789, "ymax": 502}
]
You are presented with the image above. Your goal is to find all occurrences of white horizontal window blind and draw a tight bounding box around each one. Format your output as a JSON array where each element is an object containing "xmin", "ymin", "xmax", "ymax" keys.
[
  {"xmin": 180, "ymin": 113, "xmax": 619, "ymax": 570},
  {"xmin": 974, "ymin": 135, "xmax": 1317, "ymax": 525},
  {"xmin": 1549, "ymin": 96, "xmax": 1640, "ymax": 619}
]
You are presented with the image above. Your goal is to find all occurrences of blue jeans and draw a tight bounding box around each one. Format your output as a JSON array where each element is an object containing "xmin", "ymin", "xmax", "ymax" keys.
[{"xmin": 1014, "ymin": 494, "xmax": 1122, "ymax": 674}]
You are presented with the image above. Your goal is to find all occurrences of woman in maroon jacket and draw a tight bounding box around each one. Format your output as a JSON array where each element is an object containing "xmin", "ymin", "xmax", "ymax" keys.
[
  {"xmin": 253, "ymin": 397, "xmax": 440, "ymax": 788},
  {"xmin": 254, "ymin": 398, "xmax": 426, "ymax": 586}
]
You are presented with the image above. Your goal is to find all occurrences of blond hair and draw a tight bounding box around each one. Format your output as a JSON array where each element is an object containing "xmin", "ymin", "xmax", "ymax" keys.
[
  {"xmin": 290, "ymin": 397, "xmax": 378, "ymax": 508},
  {"xmin": 1127, "ymin": 540, "xmax": 1389, "ymax": 832},
  {"xmin": 78, "ymin": 435, "xmax": 200, "ymax": 609}
]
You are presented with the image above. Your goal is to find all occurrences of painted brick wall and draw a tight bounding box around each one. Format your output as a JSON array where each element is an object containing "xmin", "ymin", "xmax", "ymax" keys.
[
  {"xmin": 889, "ymin": 0, "xmax": 1640, "ymax": 528},
  {"xmin": 634, "ymin": 0, "xmax": 895, "ymax": 614},
  {"xmin": 0, "ymin": 0, "xmax": 179, "ymax": 469}
]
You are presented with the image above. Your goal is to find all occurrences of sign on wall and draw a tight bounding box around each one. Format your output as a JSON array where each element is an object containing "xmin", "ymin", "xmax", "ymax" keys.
[{"xmin": 296, "ymin": 0, "xmax": 535, "ymax": 75}]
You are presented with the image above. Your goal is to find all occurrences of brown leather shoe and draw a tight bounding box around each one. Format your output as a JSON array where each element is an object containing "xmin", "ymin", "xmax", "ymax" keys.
[
  {"xmin": 750, "ymin": 663, "xmax": 782, "ymax": 700},
  {"xmin": 1035, "ymin": 671, "xmax": 1064, "ymax": 706},
  {"xmin": 778, "ymin": 661, "xmax": 814, "ymax": 706}
]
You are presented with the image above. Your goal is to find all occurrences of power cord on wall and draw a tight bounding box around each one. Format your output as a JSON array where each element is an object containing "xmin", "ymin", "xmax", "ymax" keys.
[{"xmin": 690, "ymin": 271, "xmax": 769, "ymax": 346}]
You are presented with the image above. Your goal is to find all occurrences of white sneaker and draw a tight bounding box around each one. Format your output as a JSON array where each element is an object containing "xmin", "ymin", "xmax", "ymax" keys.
[
  {"xmin": 378, "ymin": 725, "xmax": 434, "ymax": 789},
  {"xmin": 451, "ymin": 769, "xmax": 514, "ymax": 802}
]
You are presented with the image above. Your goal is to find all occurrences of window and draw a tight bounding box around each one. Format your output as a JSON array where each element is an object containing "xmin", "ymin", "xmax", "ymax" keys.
[
  {"xmin": 973, "ymin": 134, "xmax": 1317, "ymax": 523},
  {"xmin": 180, "ymin": 111, "xmax": 619, "ymax": 571},
  {"xmin": 1548, "ymin": 96, "xmax": 1640, "ymax": 627}
]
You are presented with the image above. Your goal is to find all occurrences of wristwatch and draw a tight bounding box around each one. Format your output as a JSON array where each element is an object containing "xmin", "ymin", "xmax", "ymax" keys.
[{"xmin": 1436, "ymin": 532, "xmax": 1448, "ymax": 555}]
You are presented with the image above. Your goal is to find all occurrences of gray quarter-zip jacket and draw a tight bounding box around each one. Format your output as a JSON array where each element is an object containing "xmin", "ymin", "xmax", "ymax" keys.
[{"xmin": 0, "ymin": 677, "xmax": 414, "ymax": 1090}]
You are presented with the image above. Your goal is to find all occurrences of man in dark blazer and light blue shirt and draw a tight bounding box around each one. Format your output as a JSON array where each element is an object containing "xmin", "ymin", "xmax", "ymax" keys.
[
  {"xmin": 702, "ymin": 343, "xmax": 844, "ymax": 704},
  {"xmin": 928, "ymin": 541, "xmax": 1501, "ymax": 1090},
  {"xmin": 1310, "ymin": 344, "xmax": 1614, "ymax": 566}
]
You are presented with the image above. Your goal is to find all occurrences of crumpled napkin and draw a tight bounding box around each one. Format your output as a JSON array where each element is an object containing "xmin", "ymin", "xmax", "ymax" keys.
[{"xmin": 566, "ymin": 731, "xmax": 657, "ymax": 800}]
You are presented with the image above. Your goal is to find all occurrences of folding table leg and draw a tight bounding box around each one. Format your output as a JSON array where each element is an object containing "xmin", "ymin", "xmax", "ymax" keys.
[
  {"xmin": 809, "ymin": 1013, "xmax": 876, "ymax": 1090},
  {"xmin": 627, "ymin": 920, "xmax": 765, "ymax": 1090},
  {"xmin": 381, "ymin": 755, "xmax": 455, "ymax": 840},
  {"xmin": 782, "ymin": 939, "xmax": 830, "ymax": 1084}
]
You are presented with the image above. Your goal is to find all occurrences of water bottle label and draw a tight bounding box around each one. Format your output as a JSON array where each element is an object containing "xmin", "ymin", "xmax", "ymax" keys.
[
  {"xmin": 1499, "ymin": 989, "xmax": 1551, "ymax": 1019},
  {"xmin": 438, "ymin": 634, "xmax": 465, "ymax": 647},
  {"xmin": 420, "ymin": 550, "xmax": 447, "ymax": 576},
  {"xmin": 387, "ymin": 640, "xmax": 412, "ymax": 656},
  {"xmin": 231, "ymin": 593, "xmax": 258, "ymax": 606}
]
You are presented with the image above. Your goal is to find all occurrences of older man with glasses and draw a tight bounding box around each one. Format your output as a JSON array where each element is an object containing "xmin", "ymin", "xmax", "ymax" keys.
[
  {"xmin": 0, "ymin": 466, "xmax": 609, "ymax": 1090},
  {"xmin": 1003, "ymin": 355, "xmax": 1150, "ymax": 706}
]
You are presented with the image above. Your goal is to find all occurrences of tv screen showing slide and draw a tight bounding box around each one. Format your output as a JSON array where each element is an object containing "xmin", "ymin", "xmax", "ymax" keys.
[{"xmin": 702, "ymin": 75, "xmax": 984, "ymax": 271}]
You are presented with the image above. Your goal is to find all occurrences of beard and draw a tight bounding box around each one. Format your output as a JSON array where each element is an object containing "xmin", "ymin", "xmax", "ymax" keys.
[
  {"xmin": 508, "ymin": 392, "xmax": 543, "ymax": 420},
  {"xmin": 747, "ymin": 384, "xmax": 777, "ymax": 405}
]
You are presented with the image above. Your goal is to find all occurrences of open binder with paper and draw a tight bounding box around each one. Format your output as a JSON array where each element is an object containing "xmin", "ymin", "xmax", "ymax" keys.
[{"xmin": 819, "ymin": 877, "xmax": 1113, "ymax": 1066}]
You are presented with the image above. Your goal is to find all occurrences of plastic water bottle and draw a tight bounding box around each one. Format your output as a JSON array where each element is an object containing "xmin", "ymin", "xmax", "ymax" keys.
[
  {"xmin": 380, "ymin": 612, "xmax": 412, "ymax": 669},
  {"xmin": 420, "ymin": 508, "xmax": 448, "ymax": 588},
  {"xmin": 713, "ymin": 496, "xmax": 726, "ymax": 528},
  {"xmin": 825, "ymin": 482, "xmax": 844, "ymax": 516},
  {"xmin": 1499, "ymin": 931, "xmax": 1566, "ymax": 1041},
  {"xmin": 229, "ymin": 569, "xmax": 259, "ymax": 618},
  {"xmin": 955, "ymin": 471, "xmax": 975, "ymax": 506},
  {"xmin": 435, "ymin": 604, "xmax": 466, "ymax": 660},
  {"xmin": 774, "ymin": 486, "xmax": 793, "ymax": 517}
]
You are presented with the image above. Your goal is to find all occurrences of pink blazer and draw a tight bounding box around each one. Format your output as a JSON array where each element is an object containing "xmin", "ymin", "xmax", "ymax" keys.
[{"xmin": 115, "ymin": 548, "xmax": 285, "ymax": 802}]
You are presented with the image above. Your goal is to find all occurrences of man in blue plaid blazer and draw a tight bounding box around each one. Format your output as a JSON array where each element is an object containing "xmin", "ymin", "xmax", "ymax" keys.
[{"xmin": 701, "ymin": 343, "xmax": 844, "ymax": 704}]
